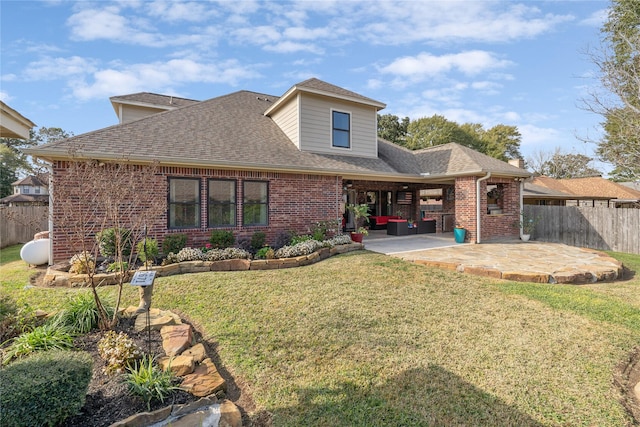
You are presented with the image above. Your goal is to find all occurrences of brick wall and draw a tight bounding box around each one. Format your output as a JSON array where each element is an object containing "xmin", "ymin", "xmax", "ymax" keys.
[
  {"xmin": 51, "ymin": 162, "xmax": 341, "ymax": 262},
  {"xmin": 453, "ymin": 176, "xmax": 520, "ymax": 243}
]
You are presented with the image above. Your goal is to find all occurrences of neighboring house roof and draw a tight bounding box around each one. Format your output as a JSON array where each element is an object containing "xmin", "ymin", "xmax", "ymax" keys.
[
  {"xmin": 531, "ymin": 176, "xmax": 640, "ymax": 201},
  {"xmin": 620, "ymin": 182, "xmax": 640, "ymax": 192},
  {"xmin": 0, "ymin": 193, "xmax": 48, "ymax": 204},
  {"xmin": 523, "ymin": 182, "xmax": 573, "ymax": 199},
  {"xmin": 1, "ymin": 101, "xmax": 36, "ymax": 139},
  {"xmin": 26, "ymin": 79, "xmax": 531, "ymax": 183},
  {"xmin": 12, "ymin": 174, "xmax": 48, "ymax": 187}
]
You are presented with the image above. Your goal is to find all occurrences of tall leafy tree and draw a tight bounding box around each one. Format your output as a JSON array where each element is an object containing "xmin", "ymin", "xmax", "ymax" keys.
[
  {"xmin": 405, "ymin": 115, "xmax": 473, "ymax": 150},
  {"xmin": 583, "ymin": 0, "xmax": 640, "ymax": 180},
  {"xmin": 377, "ymin": 114, "xmax": 409, "ymax": 145},
  {"xmin": 527, "ymin": 148, "xmax": 602, "ymax": 178},
  {"xmin": 0, "ymin": 127, "xmax": 72, "ymax": 197}
]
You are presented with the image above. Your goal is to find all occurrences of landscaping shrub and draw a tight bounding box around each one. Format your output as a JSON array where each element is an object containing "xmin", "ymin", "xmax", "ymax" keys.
[
  {"xmin": 209, "ymin": 230, "xmax": 235, "ymax": 249},
  {"xmin": 106, "ymin": 261, "xmax": 129, "ymax": 272},
  {"xmin": 136, "ymin": 237, "xmax": 159, "ymax": 265},
  {"xmin": 0, "ymin": 296, "xmax": 39, "ymax": 344},
  {"xmin": 125, "ymin": 355, "xmax": 178, "ymax": 411},
  {"xmin": 0, "ymin": 350, "xmax": 93, "ymax": 427},
  {"xmin": 250, "ymin": 231, "xmax": 266, "ymax": 251},
  {"xmin": 274, "ymin": 230, "xmax": 293, "ymax": 249},
  {"xmin": 98, "ymin": 330, "xmax": 143, "ymax": 375},
  {"xmin": 162, "ymin": 233, "xmax": 187, "ymax": 255},
  {"xmin": 274, "ymin": 239, "xmax": 324, "ymax": 258},
  {"xmin": 235, "ymin": 235, "xmax": 252, "ymax": 252},
  {"xmin": 52, "ymin": 292, "xmax": 114, "ymax": 334},
  {"xmin": 96, "ymin": 227, "xmax": 132, "ymax": 258},
  {"xmin": 69, "ymin": 251, "xmax": 96, "ymax": 274},
  {"xmin": 290, "ymin": 234, "xmax": 312, "ymax": 245},
  {"xmin": 2, "ymin": 323, "xmax": 74, "ymax": 365}
]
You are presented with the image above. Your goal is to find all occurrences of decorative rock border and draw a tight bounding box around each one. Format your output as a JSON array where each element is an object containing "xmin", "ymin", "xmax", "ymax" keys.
[
  {"xmin": 42, "ymin": 243, "xmax": 363, "ymax": 287},
  {"xmin": 111, "ymin": 307, "xmax": 243, "ymax": 427}
]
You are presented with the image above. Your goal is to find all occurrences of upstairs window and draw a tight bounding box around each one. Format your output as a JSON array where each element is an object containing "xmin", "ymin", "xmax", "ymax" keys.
[
  {"xmin": 332, "ymin": 110, "xmax": 351, "ymax": 148},
  {"xmin": 168, "ymin": 178, "xmax": 201, "ymax": 229},
  {"xmin": 208, "ymin": 179, "xmax": 236, "ymax": 227},
  {"xmin": 243, "ymin": 181, "xmax": 268, "ymax": 226}
]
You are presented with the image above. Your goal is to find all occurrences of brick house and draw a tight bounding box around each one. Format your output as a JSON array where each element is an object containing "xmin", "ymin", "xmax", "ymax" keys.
[{"xmin": 27, "ymin": 78, "xmax": 531, "ymax": 262}]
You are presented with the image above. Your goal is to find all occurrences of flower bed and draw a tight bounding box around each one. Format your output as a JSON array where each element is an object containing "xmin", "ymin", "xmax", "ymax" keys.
[{"xmin": 41, "ymin": 237, "xmax": 362, "ymax": 287}]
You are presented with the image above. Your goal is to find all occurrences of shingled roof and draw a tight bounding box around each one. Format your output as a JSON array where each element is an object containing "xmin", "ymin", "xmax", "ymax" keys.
[
  {"xmin": 110, "ymin": 92, "xmax": 199, "ymax": 109},
  {"xmin": 531, "ymin": 176, "xmax": 640, "ymax": 201},
  {"xmin": 413, "ymin": 143, "xmax": 531, "ymax": 178},
  {"xmin": 27, "ymin": 79, "xmax": 531, "ymax": 182}
]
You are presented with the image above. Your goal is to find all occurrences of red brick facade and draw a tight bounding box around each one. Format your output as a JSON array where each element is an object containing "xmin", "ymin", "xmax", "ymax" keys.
[{"xmin": 51, "ymin": 162, "xmax": 341, "ymax": 262}]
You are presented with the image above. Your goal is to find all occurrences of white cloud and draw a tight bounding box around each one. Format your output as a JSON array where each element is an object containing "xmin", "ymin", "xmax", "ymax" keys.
[
  {"xmin": 145, "ymin": 1, "xmax": 215, "ymax": 22},
  {"xmin": 264, "ymin": 41, "xmax": 323, "ymax": 55},
  {"xmin": 380, "ymin": 51, "xmax": 513, "ymax": 85},
  {"xmin": 69, "ymin": 58, "xmax": 262, "ymax": 100},
  {"xmin": 580, "ymin": 9, "xmax": 608, "ymax": 27},
  {"xmin": 23, "ymin": 56, "xmax": 97, "ymax": 81},
  {"xmin": 358, "ymin": 1, "xmax": 574, "ymax": 45},
  {"xmin": 0, "ymin": 91, "xmax": 12, "ymax": 102}
]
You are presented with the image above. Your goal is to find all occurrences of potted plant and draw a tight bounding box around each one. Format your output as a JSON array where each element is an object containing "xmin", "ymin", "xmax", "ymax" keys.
[
  {"xmin": 346, "ymin": 203, "xmax": 370, "ymax": 243},
  {"xmin": 454, "ymin": 223, "xmax": 466, "ymax": 243},
  {"xmin": 514, "ymin": 210, "xmax": 539, "ymax": 241}
]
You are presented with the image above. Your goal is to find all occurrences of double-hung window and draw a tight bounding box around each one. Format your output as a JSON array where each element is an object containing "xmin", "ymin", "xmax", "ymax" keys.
[
  {"xmin": 208, "ymin": 179, "xmax": 236, "ymax": 227},
  {"xmin": 332, "ymin": 110, "xmax": 350, "ymax": 148},
  {"xmin": 168, "ymin": 178, "xmax": 200, "ymax": 228},
  {"xmin": 243, "ymin": 181, "xmax": 268, "ymax": 226}
]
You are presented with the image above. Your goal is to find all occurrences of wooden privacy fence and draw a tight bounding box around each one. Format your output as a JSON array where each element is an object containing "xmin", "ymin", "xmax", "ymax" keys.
[
  {"xmin": 524, "ymin": 205, "xmax": 640, "ymax": 255},
  {"xmin": 0, "ymin": 206, "xmax": 48, "ymax": 249}
]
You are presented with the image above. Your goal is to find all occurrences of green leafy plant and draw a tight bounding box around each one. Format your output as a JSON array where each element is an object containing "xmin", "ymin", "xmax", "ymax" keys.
[
  {"xmin": 513, "ymin": 211, "xmax": 540, "ymax": 235},
  {"xmin": 96, "ymin": 227, "xmax": 132, "ymax": 258},
  {"xmin": 250, "ymin": 231, "xmax": 266, "ymax": 252},
  {"xmin": 346, "ymin": 203, "xmax": 370, "ymax": 233},
  {"xmin": 52, "ymin": 292, "xmax": 114, "ymax": 334},
  {"xmin": 255, "ymin": 246, "xmax": 275, "ymax": 259},
  {"xmin": 0, "ymin": 296, "xmax": 40, "ymax": 344},
  {"xmin": 162, "ymin": 233, "xmax": 187, "ymax": 255},
  {"xmin": 106, "ymin": 261, "xmax": 129, "ymax": 272},
  {"xmin": 310, "ymin": 220, "xmax": 340, "ymax": 241},
  {"xmin": 2, "ymin": 323, "xmax": 74, "ymax": 365},
  {"xmin": 97, "ymin": 330, "xmax": 143, "ymax": 375},
  {"xmin": 290, "ymin": 234, "xmax": 312, "ymax": 245},
  {"xmin": 125, "ymin": 355, "xmax": 179, "ymax": 410},
  {"xmin": 136, "ymin": 237, "xmax": 159, "ymax": 266},
  {"xmin": 209, "ymin": 230, "xmax": 235, "ymax": 249},
  {"xmin": 0, "ymin": 350, "xmax": 93, "ymax": 427}
]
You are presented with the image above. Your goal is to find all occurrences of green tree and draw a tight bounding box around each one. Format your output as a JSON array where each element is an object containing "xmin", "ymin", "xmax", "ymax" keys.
[
  {"xmin": 377, "ymin": 114, "xmax": 409, "ymax": 145},
  {"xmin": 401, "ymin": 115, "xmax": 522, "ymax": 160},
  {"xmin": 0, "ymin": 127, "xmax": 72, "ymax": 197},
  {"xmin": 583, "ymin": 0, "xmax": 640, "ymax": 180},
  {"xmin": 539, "ymin": 150, "xmax": 601, "ymax": 179}
]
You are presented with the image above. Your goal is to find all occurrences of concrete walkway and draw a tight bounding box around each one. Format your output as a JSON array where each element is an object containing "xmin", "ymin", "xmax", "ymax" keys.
[{"xmin": 363, "ymin": 233, "xmax": 624, "ymax": 284}]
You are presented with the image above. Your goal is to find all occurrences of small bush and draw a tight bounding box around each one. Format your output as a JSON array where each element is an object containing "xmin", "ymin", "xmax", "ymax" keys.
[
  {"xmin": 162, "ymin": 233, "xmax": 187, "ymax": 255},
  {"xmin": 96, "ymin": 227, "xmax": 132, "ymax": 258},
  {"xmin": 209, "ymin": 230, "xmax": 235, "ymax": 249},
  {"xmin": 0, "ymin": 296, "xmax": 40, "ymax": 344},
  {"xmin": 250, "ymin": 231, "xmax": 266, "ymax": 251},
  {"xmin": 2, "ymin": 323, "xmax": 75, "ymax": 365},
  {"xmin": 274, "ymin": 239, "xmax": 324, "ymax": 258},
  {"xmin": 274, "ymin": 230, "xmax": 293, "ymax": 249},
  {"xmin": 98, "ymin": 330, "xmax": 143, "ymax": 375},
  {"xmin": 235, "ymin": 235, "xmax": 252, "ymax": 252},
  {"xmin": 53, "ymin": 292, "xmax": 114, "ymax": 334},
  {"xmin": 69, "ymin": 251, "xmax": 95, "ymax": 274},
  {"xmin": 106, "ymin": 261, "xmax": 129, "ymax": 272},
  {"xmin": 126, "ymin": 355, "xmax": 179, "ymax": 410},
  {"xmin": 291, "ymin": 234, "xmax": 312, "ymax": 245},
  {"xmin": 136, "ymin": 237, "xmax": 159, "ymax": 265},
  {"xmin": 0, "ymin": 350, "xmax": 93, "ymax": 427}
]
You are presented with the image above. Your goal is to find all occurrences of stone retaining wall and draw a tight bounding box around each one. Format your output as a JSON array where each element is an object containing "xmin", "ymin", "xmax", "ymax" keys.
[{"xmin": 42, "ymin": 243, "xmax": 363, "ymax": 287}]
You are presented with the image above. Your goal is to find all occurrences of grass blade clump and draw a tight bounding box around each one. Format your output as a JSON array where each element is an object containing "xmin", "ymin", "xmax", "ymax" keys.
[
  {"xmin": 125, "ymin": 355, "xmax": 179, "ymax": 410},
  {"xmin": 2, "ymin": 323, "xmax": 74, "ymax": 365},
  {"xmin": 53, "ymin": 292, "xmax": 114, "ymax": 334}
]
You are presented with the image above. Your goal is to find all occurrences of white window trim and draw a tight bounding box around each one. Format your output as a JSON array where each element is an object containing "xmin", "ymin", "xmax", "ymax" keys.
[{"xmin": 330, "ymin": 108, "xmax": 352, "ymax": 151}]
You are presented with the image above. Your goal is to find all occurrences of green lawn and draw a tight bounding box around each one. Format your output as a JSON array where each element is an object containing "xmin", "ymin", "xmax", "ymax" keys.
[{"xmin": 2, "ymin": 245, "xmax": 639, "ymax": 426}]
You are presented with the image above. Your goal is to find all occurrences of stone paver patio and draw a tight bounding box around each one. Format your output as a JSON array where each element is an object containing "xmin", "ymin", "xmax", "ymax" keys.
[{"xmin": 368, "ymin": 237, "xmax": 625, "ymax": 284}]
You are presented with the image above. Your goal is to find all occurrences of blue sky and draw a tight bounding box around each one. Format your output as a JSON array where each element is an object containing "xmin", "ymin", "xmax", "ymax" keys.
[{"xmin": 1, "ymin": 0, "xmax": 610, "ymax": 169}]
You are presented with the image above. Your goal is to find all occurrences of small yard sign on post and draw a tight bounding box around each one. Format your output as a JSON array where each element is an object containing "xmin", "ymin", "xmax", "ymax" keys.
[{"xmin": 130, "ymin": 270, "xmax": 156, "ymax": 354}]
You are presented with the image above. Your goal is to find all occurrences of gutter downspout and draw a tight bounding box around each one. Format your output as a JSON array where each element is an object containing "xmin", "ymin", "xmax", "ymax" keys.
[
  {"xmin": 519, "ymin": 179, "xmax": 524, "ymax": 239},
  {"xmin": 476, "ymin": 172, "xmax": 491, "ymax": 244},
  {"xmin": 48, "ymin": 163, "xmax": 53, "ymax": 265}
]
